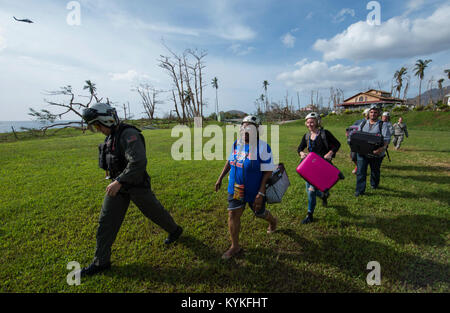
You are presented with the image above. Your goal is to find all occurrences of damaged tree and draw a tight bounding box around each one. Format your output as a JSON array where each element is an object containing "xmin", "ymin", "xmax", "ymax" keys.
[
  {"xmin": 133, "ymin": 83, "xmax": 162, "ymax": 120},
  {"xmin": 158, "ymin": 44, "xmax": 207, "ymax": 124},
  {"xmin": 28, "ymin": 80, "xmax": 105, "ymax": 134}
]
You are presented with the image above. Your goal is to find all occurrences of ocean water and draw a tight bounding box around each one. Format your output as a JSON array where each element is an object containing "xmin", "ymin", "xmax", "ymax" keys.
[{"xmin": 0, "ymin": 120, "xmax": 81, "ymax": 133}]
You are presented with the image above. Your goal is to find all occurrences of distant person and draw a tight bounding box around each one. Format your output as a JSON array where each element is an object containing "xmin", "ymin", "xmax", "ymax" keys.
[
  {"xmin": 382, "ymin": 112, "xmax": 394, "ymax": 135},
  {"xmin": 215, "ymin": 115, "xmax": 278, "ymax": 259},
  {"xmin": 392, "ymin": 116, "xmax": 409, "ymax": 150},
  {"xmin": 79, "ymin": 103, "xmax": 183, "ymax": 276},
  {"xmin": 355, "ymin": 105, "xmax": 392, "ymax": 197},
  {"xmin": 297, "ymin": 112, "xmax": 341, "ymax": 224}
]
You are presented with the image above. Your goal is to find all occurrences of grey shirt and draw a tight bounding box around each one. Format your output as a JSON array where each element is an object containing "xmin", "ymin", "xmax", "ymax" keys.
[{"xmin": 393, "ymin": 122, "xmax": 408, "ymax": 137}]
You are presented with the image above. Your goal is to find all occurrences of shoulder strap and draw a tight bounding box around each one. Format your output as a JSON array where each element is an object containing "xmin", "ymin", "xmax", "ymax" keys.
[
  {"xmin": 379, "ymin": 121, "xmax": 383, "ymax": 134},
  {"xmin": 320, "ymin": 128, "xmax": 329, "ymax": 152},
  {"xmin": 360, "ymin": 119, "xmax": 367, "ymax": 130},
  {"xmin": 305, "ymin": 132, "xmax": 311, "ymax": 152}
]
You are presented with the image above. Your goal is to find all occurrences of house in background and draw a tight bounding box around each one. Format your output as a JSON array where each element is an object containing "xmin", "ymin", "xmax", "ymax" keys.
[
  {"xmin": 444, "ymin": 93, "xmax": 450, "ymax": 106},
  {"xmin": 337, "ymin": 89, "xmax": 405, "ymax": 111},
  {"xmin": 299, "ymin": 104, "xmax": 316, "ymax": 112}
]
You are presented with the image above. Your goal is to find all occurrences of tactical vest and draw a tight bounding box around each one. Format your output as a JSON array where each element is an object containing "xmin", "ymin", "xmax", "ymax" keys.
[{"xmin": 98, "ymin": 123, "xmax": 145, "ymax": 180}]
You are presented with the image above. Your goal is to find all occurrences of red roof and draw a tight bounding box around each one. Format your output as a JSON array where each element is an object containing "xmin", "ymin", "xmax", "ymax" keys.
[{"xmin": 338, "ymin": 99, "xmax": 405, "ymax": 107}]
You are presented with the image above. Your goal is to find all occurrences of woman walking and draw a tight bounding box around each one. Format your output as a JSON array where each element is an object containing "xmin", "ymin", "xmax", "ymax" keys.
[
  {"xmin": 297, "ymin": 112, "xmax": 341, "ymax": 224},
  {"xmin": 215, "ymin": 115, "xmax": 278, "ymax": 259}
]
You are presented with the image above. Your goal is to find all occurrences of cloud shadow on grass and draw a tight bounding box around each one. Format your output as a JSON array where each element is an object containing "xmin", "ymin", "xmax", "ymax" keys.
[
  {"xmin": 384, "ymin": 165, "xmax": 449, "ymax": 172},
  {"xmin": 356, "ymin": 215, "xmax": 450, "ymax": 247},
  {"xmin": 385, "ymin": 174, "xmax": 450, "ymax": 185},
  {"xmin": 106, "ymin": 254, "xmax": 364, "ymax": 292},
  {"xmin": 277, "ymin": 229, "xmax": 449, "ymax": 289}
]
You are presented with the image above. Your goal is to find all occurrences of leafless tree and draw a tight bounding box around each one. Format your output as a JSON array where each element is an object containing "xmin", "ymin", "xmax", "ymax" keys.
[
  {"xmin": 426, "ymin": 77, "xmax": 435, "ymax": 105},
  {"xmin": 403, "ymin": 75, "xmax": 410, "ymax": 101},
  {"xmin": 121, "ymin": 102, "xmax": 133, "ymax": 120},
  {"xmin": 158, "ymin": 44, "xmax": 207, "ymax": 124},
  {"xmin": 133, "ymin": 83, "xmax": 163, "ymax": 120}
]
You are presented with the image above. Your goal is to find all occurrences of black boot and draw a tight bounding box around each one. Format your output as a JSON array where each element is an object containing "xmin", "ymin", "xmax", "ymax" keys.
[
  {"xmin": 302, "ymin": 213, "xmax": 314, "ymax": 224},
  {"xmin": 80, "ymin": 262, "xmax": 111, "ymax": 277},
  {"xmin": 164, "ymin": 226, "xmax": 183, "ymax": 244},
  {"xmin": 321, "ymin": 191, "xmax": 329, "ymax": 207}
]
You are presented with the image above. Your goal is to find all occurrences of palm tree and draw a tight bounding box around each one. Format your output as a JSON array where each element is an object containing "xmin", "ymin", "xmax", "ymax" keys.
[
  {"xmin": 83, "ymin": 80, "xmax": 98, "ymax": 103},
  {"xmin": 394, "ymin": 67, "xmax": 407, "ymax": 98},
  {"xmin": 438, "ymin": 78, "xmax": 445, "ymax": 102},
  {"xmin": 414, "ymin": 59, "xmax": 432, "ymax": 106},
  {"xmin": 263, "ymin": 80, "xmax": 269, "ymax": 112},
  {"xmin": 211, "ymin": 77, "xmax": 219, "ymax": 118},
  {"xmin": 445, "ymin": 69, "xmax": 450, "ymax": 80}
]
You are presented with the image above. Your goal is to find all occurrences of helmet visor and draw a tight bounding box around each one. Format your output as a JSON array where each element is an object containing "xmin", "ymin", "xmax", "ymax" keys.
[{"xmin": 82, "ymin": 108, "xmax": 99, "ymax": 124}]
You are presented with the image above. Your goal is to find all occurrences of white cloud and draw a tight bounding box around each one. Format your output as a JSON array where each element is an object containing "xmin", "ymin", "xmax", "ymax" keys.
[
  {"xmin": 405, "ymin": 0, "xmax": 426, "ymax": 15},
  {"xmin": 333, "ymin": 8, "xmax": 355, "ymax": 23},
  {"xmin": 276, "ymin": 60, "xmax": 376, "ymax": 91},
  {"xmin": 207, "ymin": 0, "xmax": 256, "ymax": 41},
  {"xmin": 107, "ymin": 12, "xmax": 201, "ymax": 36},
  {"xmin": 215, "ymin": 24, "xmax": 256, "ymax": 41},
  {"xmin": 314, "ymin": 4, "xmax": 450, "ymax": 61},
  {"xmin": 0, "ymin": 27, "xmax": 6, "ymax": 51},
  {"xmin": 229, "ymin": 43, "xmax": 255, "ymax": 56},
  {"xmin": 281, "ymin": 33, "xmax": 295, "ymax": 48},
  {"xmin": 109, "ymin": 70, "xmax": 151, "ymax": 82}
]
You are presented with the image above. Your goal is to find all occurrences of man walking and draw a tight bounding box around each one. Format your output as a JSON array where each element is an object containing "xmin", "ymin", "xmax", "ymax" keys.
[
  {"xmin": 355, "ymin": 105, "xmax": 391, "ymax": 197},
  {"xmin": 80, "ymin": 103, "xmax": 183, "ymax": 276},
  {"xmin": 392, "ymin": 116, "xmax": 409, "ymax": 150}
]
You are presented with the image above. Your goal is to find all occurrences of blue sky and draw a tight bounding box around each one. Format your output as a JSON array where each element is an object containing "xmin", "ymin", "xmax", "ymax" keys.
[{"xmin": 0, "ymin": 0, "xmax": 449, "ymax": 120}]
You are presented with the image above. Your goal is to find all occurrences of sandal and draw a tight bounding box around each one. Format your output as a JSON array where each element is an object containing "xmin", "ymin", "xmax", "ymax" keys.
[
  {"xmin": 267, "ymin": 217, "xmax": 278, "ymax": 234},
  {"xmin": 221, "ymin": 247, "xmax": 243, "ymax": 260}
]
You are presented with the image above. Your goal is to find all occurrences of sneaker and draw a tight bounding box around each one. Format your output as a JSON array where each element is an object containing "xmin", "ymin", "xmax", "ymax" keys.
[
  {"xmin": 267, "ymin": 217, "xmax": 278, "ymax": 234},
  {"xmin": 302, "ymin": 213, "xmax": 313, "ymax": 224},
  {"xmin": 354, "ymin": 191, "xmax": 365, "ymax": 197},
  {"xmin": 352, "ymin": 167, "xmax": 357, "ymax": 175},
  {"xmin": 164, "ymin": 226, "xmax": 183, "ymax": 245},
  {"xmin": 322, "ymin": 192, "xmax": 329, "ymax": 207},
  {"xmin": 80, "ymin": 262, "xmax": 111, "ymax": 277}
]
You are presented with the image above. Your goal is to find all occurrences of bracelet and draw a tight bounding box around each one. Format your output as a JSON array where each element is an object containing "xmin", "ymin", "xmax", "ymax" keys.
[{"xmin": 258, "ymin": 191, "xmax": 265, "ymax": 197}]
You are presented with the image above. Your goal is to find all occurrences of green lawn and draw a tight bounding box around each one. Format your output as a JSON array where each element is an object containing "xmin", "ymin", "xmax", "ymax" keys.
[{"xmin": 0, "ymin": 113, "xmax": 449, "ymax": 292}]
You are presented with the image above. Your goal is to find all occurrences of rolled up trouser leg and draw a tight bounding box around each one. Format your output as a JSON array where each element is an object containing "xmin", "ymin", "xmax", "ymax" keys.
[
  {"xmin": 93, "ymin": 192, "xmax": 130, "ymax": 266},
  {"xmin": 131, "ymin": 188, "xmax": 178, "ymax": 234}
]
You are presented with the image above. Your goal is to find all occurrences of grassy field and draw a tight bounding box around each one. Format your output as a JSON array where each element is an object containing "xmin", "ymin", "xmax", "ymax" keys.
[{"xmin": 0, "ymin": 112, "xmax": 449, "ymax": 292}]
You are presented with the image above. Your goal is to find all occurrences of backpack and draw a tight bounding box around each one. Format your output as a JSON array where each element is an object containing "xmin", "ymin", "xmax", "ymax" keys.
[{"xmin": 305, "ymin": 128, "xmax": 335, "ymax": 158}]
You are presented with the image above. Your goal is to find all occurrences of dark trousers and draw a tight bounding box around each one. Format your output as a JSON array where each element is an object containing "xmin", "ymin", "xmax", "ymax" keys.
[
  {"xmin": 356, "ymin": 153, "xmax": 384, "ymax": 194},
  {"xmin": 93, "ymin": 188, "xmax": 178, "ymax": 266}
]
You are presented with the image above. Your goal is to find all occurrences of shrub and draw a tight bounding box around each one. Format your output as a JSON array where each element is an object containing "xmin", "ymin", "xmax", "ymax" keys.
[{"xmin": 393, "ymin": 106, "xmax": 409, "ymax": 112}]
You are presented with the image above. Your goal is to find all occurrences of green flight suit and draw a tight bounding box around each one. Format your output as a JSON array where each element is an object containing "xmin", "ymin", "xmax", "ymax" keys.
[{"xmin": 93, "ymin": 125, "xmax": 178, "ymax": 266}]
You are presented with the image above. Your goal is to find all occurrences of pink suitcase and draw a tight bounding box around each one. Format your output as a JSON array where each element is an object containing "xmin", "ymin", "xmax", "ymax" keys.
[{"xmin": 296, "ymin": 152, "xmax": 345, "ymax": 192}]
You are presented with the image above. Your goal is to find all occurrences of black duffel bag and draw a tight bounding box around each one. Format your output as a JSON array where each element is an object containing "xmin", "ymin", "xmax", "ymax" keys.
[{"xmin": 349, "ymin": 131, "xmax": 384, "ymax": 157}]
